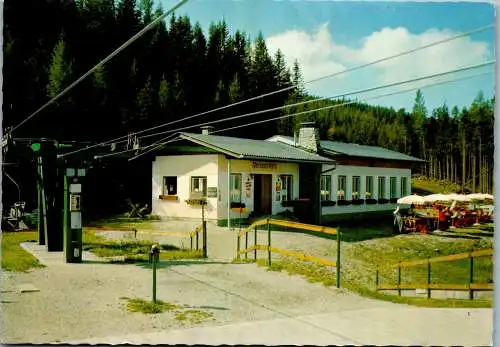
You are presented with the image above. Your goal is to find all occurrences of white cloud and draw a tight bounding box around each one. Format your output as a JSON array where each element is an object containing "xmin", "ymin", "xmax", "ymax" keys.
[{"xmin": 265, "ymin": 23, "xmax": 491, "ymax": 90}]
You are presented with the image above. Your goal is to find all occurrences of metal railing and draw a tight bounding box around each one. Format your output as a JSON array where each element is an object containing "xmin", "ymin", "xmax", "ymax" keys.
[
  {"xmin": 236, "ymin": 218, "xmax": 342, "ymax": 288},
  {"xmin": 376, "ymin": 248, "xmax": 494, "ymax": 299}
]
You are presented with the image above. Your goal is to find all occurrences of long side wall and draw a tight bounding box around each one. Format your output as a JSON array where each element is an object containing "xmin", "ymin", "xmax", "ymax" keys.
[
  {"xmin": 152, "ymin": 154, "xmax": 219, "ymax": 219},
  {"xmin": 321, "ymin": 164, "xmax": 411, "ymax": 216}
]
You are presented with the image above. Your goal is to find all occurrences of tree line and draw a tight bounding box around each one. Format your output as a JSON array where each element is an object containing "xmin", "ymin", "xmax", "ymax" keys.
[{"xmin": 2, "ymin": 0, "xmax": 494, "ymax": 216}]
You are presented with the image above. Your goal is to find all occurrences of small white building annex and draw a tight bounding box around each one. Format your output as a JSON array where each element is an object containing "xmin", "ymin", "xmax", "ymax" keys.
[{"xmin": 151, "ymin": 123, "xmax": 423, "ymax": 225}]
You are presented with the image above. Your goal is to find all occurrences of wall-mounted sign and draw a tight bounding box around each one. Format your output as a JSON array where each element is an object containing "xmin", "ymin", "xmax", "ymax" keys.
[
  {"xmin": 252, "ymin": 161, "xmax": 277, "ymax": 170},
  {"xmin": 207, "ymin": 187, "xmax": 218, "ymax": 198},
  {"xmin": 245, "ymin": 176, "xmax": 252, "ymax": 197}
]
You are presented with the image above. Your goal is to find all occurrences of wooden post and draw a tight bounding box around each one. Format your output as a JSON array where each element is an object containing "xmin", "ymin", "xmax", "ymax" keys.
[
  {"xmin": 202, "ymin": 221, "xmax": 207, "ymax": 258},
  {"xmin": 267, "ymin": 218, "xmax": 271, "ymax": 267},
  {"xmin": 245, "ymin": 230, "xmax": 248, "ymax": 260},
  {"xmin": 375, "ymin": 268, "xmax": 379, "ymax": 288},
  {"xmin": 254, "ymin": 226, "xmax": 257, "ymax": 262},
  {"xmin": 196, "ymin": 231, "xmax": 199, "ymax": 250},
  {"xmin": 336, "ymin": 228, "xmax": 341, "ymax": 288},
  {"xmin": 190, "ymin": 235, "xmax": 193, "ymax": 250},
  {"xmin": 236, "ymin": 233, "xmax": 241, "ymax": 260},
  {"xmin": 427, "ymin": 258, "xmax": 431, "ymax": 299},
  {"xmin": 397, "ymin": 262, "xmax": 402, "ymax": 296},
  {"xmin": 469, "ymin": 250, "xmax": 474, "ymax": 300}
]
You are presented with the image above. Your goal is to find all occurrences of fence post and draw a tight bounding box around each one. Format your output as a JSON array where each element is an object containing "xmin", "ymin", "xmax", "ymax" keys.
[
  {"xmin": 397, "ymin": 262, "xmax": 402, "ymax": 296},
  {"xmin": 236, "ymin": 231, "xmax": 241, "ymax": 260},
  {"xmin": 190, "ymin": 234, "xmax": 193, "ymax": 250},
  {"xmin": 427, "ymin": 257, "xmax": 431, "ymax": 299},
  {"xmin": 196, "ymin": 230, "xmax": 199, "ymax": 250},
  {"xmin": 202, "ymin": 221, "xmax": 207, "ymax": 258},
  {"xmin": 245, "ymin": 230, "xmax": 248, "ymax": 260},
  {"xmin": 254, "ymin": 226, "xmax": 257, "ymax": 262},
  {"xmin": 469, "ymin": 249, "xmax": 474, "ymax": 300},
  {"xmin": 336, "ymin": 228, "xmax": 341, "ymax": 289},
  {"xmin": 375, "ymin": 267, "xmax": 379, "ymax": 288},
  {"xmin": 267, "ymin": 218, "xmax": 271, "ymax": 267}
]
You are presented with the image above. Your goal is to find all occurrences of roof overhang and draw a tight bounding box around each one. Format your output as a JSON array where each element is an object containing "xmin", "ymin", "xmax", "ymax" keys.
[{"xmin": 179, "ymin": 133, "xmax": 335, "ymax": 165}]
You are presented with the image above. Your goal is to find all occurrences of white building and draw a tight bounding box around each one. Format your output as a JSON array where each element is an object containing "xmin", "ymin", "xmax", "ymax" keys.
[
  {"xmin": 151, "ymin": 126, "xmax": 333, "ymax": 226},
  {"xmin": 151, "ymin": 123, "xmax": 423, "ymax": 226},
  {"xmin": 267, "ymin": 123, "xmax": 423, "ymax": 224}
]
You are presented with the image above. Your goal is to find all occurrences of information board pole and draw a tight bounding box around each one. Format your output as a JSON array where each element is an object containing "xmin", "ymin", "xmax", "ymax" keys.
[{"xmin": 64, "ymin": 168, "xmax": 86, "ymax": 263}]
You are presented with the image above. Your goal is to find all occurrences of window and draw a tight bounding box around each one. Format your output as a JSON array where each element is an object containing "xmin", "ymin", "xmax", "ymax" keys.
[
  {"xmin": 281, "ymin": 175, "xmax": 293, "ymax": 201},
  {"xmin": 163, "ymin": 176, "xmax": 177, "ymax": 196},
  {"xmin": 352, "ymin": 176, "xmax": 361, "ymax": 200},
  {"xmin": 390, "ymin": 177, "xmax": 397, "ymax": 198},
  {"xmin": 337, "ymin": 175, "xmax": 346, "ymax": 200},
  {"xmin": 320, "ymin": 175, "xmax": 331, "ymax": 201},
  {"xmin": 378, "ymin": 177, "xmax": 386, "ymax": 199},
  {"xmin": 230, "ymin": 174, "xmax": 242, "ymax": 203},
  {"xmin": 400, "ymin": 177, "xmax": 408, "ymax": 197},
  {"xmin": 190, "ymin": 176, "xmax": 207, "ymax": 196},
  {"xmin": 365, "ymin": 176, "xmax": 373, "ymax": 199}
]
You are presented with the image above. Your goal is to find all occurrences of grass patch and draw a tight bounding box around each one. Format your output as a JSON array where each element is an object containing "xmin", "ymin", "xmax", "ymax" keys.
[
  {"xmin": 123, "ymin": 297, "xmax": 180, "ymax": 314},
  {"xmin": 175, "ymin": 309, "xmax": 214, "ymax": 324},
  {"xmin": 1, "ymin": 231, "xmax": 45, "ymax": 272},
  {"xmin": 83, "ymin": 229, "xmax": 203, "ymax": 262},
  {"xmin": 122, "ymin": 297, "xmax": 215, "ymax": 323},
  {"xmin": 412, "ymin": 176, "xmax": 462, "ymax": 194},
  {"xmin": 254, "ymin": 224, "xmax": 494, "ymax": 308}
]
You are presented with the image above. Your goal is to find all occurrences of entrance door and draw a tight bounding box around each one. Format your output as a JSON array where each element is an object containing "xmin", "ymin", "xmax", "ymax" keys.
[{"xmin": 253, "ymin": 174, "xmax": 272, "ymax": 215}]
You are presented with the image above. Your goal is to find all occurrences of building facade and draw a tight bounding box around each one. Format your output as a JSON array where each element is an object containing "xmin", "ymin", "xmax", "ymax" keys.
[
  {"xmin": 151, "ymin": 124, "xmax": 422, "ymax": 225},
  {"xmin": 151, "ymin": 129, "xmax": 332, "ymax": 226}
]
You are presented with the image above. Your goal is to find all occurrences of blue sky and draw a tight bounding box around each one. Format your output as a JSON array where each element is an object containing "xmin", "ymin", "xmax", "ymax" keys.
[{"xmin": 158, "ymin": 0, "xmax": 495, "ymax": 112}]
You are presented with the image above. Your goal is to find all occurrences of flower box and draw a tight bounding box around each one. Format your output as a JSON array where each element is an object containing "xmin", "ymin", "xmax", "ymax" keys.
[
  {"xmin": 351, "ymin": 199, "xmax": 365, "ymax": 205},
  {"xmin": 366, "ymin": 198, "xmax": 378, "ymax": 205},
  {"xmin": 230, "ymin": 202, "xmax": 246, "ymax": 208},
  {"xmin": 378, "ymin": 198, "xmax": 389, "ymax": 204},
  {"xmin": 337, "ymin": 200, "xmax": 352, "ymax": 206},
  {"xmin": 159, "ymin": 195, "xmax": 178, "ymax": 201},
  {"xmin": 390, "ymin": 198, "xmax": 398, "ymax": 204},
  {"xmin": 185, "ymin": 199, "xmax": 207, "ymax": 205},
  {"xmin": 321, "ymin": 200, "xmax": 336, "ymax": 207}
]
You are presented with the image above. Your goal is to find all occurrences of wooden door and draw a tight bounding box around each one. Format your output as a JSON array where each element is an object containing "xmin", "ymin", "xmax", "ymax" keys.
[{"xmin": 260, "ymin": 175, "xmax": 272, "ymax": 215}]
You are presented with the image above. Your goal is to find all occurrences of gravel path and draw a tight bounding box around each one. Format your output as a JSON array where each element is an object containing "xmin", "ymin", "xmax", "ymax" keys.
[
  {"xmin": 1, "ymin": 220, "xmax": 493, "ymax": 344},
  {"xmin": 1, "ymin": 240, "xmax": 374, "ymax": 344}
]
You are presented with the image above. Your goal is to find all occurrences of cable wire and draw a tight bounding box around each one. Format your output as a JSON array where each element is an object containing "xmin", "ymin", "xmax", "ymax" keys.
[
  {"xmin": 119, "ymin": 23, "xmax": 495, "ymax": 138},
  {"xmin": 55, "ymin": 23, "xmax": 494, "ymax": 157},
  {"xmin": 209, "ymin": 70, "xmax": 494, "ymax": 136},
  {"xmin": 122, "ymin": 69, "xmax": 493, "ymax": 161},
  {"xmin": 92, "ymin": 132, "xmax": 180, "ymax": 159},
  {"xmin": 130, "ymin": 60, "xmax": 495, "ymax": 141},
  {"xmin": 8, "ymin": 0, "xmax": 189, "ymax": 135}
]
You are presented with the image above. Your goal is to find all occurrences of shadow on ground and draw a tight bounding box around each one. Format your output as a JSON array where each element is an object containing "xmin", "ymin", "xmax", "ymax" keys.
[{"xmin": 81, "ymin": 259, "xmax": 231, "ymax": 269}]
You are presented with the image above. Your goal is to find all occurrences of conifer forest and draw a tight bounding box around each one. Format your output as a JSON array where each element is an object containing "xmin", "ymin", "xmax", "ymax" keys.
[{"xmin": 3, "ymin": 0, "xmax": 495, "ymax": 217}]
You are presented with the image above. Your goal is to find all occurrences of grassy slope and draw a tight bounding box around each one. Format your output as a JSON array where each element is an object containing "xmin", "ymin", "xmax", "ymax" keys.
[
  {"xmin": 1, "ymin": 231, "xmax": 45, "ymax": 272},
  {"xmin": 255, "ymin": 222, "xmax": 494, "ymax": 308},
  {"xmin": 412, "ymin": 176, "xmax": 462, "ymax": 195}
]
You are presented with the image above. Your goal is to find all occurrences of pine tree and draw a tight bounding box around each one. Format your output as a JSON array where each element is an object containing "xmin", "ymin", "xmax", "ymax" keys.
[{"xmin": 48, "ymin": 38, "xmax": 72, "ymax": 100}]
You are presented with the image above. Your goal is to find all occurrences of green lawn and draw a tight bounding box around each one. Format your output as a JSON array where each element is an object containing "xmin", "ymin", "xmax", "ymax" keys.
[
  {"xmin": 1, "ymin": 231, "xmax": 45, "ymax": 272},
  {"xmin": 412, "ymin": 176, "xmax": 462, "ymax": 194},
  {"xmin": 83, "ymin": 229, "xmax": 203, "ymax": 262},
  {"xmin": 254, "ymin": 221, "xmax": 494, "ymax": 308}
]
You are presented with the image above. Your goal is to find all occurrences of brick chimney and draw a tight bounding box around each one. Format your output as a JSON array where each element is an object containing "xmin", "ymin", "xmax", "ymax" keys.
[
  {"xmin": 201, "ymin": 126, "xmax": 215, "ymax": 135},
  {"xmin": 297, "ymin": 122, "xmax": 320, "ymax": 152}
]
